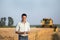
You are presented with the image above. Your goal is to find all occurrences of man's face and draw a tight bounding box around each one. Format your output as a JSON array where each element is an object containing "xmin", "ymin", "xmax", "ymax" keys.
[{"xmin": 22, "ymin": 16, "xmax": 27, "ymax": 22}]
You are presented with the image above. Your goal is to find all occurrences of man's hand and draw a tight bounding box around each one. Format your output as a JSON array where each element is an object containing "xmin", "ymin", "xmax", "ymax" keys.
[
  {"xmin": 16, "ymin": 31, "xmax": 25, "ymax": 34},
  {"xmin": 24, "ymin": 32, "xmax": 30, "ymax": 34}
]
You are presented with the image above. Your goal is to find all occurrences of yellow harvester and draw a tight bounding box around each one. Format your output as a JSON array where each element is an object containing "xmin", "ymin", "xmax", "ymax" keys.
[{"xmin": 41, "ymin": 18, "xmax": 54, "ymax": 28}]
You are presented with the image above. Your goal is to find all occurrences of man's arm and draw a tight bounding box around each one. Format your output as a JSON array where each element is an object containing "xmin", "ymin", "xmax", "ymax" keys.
[
  {"xmin": 15, "ymin": 31, "xmax": 25, "ymax": 34},
  {"xmin": 25, "ymin": 27, "xmax": 30, "ymax": 34},
  {"xmin": 15, "ymin": 23, "xmax": 24, "ymax": 34},
  {"xmin": 15, "ymin": 31, "xmax": 30, "ymax": 34},
  {"xmin": 26, "ymin": 23, "xmax": 30, "ymax": 34}
]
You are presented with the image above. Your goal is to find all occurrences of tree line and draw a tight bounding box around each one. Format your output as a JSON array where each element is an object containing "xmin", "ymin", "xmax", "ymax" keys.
[{"xmin": 0, "ymin": 17, "xmax": 14, "ymax": 27}]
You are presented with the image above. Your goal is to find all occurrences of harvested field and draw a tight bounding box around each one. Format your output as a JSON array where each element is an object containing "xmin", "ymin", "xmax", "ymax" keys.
[{"xmin": 0, "ymin": 28, "xmax": 60, "ymax": 40}]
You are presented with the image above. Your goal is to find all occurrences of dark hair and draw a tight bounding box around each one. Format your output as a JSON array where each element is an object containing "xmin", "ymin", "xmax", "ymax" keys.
[{"xmin": 21, "ymin": 13, "xmax": 27, "ymax": 17}]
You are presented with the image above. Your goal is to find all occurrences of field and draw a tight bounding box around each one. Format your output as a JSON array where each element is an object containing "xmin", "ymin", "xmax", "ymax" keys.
[{"xmin": 0, "ymin": 28, "xmax": 60, "ymax": 40}]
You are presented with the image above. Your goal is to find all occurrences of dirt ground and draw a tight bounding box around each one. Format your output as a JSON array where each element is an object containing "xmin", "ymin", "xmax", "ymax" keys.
[{"xmin": 0, "ymin": 28, "xmax": 60, "ymax": 40}]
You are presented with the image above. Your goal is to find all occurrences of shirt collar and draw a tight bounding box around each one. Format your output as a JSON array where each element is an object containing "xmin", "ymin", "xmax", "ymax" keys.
[{"xmin": 21, "ymin": 21, "xmax": 28, "ymax": 24}]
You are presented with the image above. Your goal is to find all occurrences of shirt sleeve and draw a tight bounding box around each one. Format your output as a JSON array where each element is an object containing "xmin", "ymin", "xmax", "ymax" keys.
[
  {"xmin": 15, "ymin": 23, "xmax": 20, "ymax": 32},
  {"xmin": 28, "ymin": 23, "xmax": 30, "ymax": 31}
]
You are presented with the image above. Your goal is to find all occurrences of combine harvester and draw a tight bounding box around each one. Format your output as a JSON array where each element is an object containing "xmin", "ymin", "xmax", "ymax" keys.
[{"xmin": 41, "ymin": 18, "xmax": 57, "ymax": 32}]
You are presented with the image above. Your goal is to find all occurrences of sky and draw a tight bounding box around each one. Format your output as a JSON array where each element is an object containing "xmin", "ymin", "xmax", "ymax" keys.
[{"xmin": 0, "ymin": 0, "xmax": 60, "ymax": 25}]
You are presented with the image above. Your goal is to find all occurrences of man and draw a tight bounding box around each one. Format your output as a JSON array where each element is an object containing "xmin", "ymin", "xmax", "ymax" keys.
[{"xmin": 15, "ymin": 13, "xmax": 30, "ymax": 40}]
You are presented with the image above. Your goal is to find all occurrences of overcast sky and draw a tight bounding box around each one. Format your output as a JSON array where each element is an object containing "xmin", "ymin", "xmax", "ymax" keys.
[{"xmin": 0, "ymin": 0, "xmax": 60, "ymax": 25}]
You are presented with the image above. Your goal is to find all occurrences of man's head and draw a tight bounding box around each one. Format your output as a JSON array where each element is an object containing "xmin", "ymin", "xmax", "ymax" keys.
[{"xmin": 21, "ymin": 13, "xmax": 27, "ymax": 22}]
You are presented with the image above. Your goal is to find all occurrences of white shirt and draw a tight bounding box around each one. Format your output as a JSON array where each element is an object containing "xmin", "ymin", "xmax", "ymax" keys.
[{"xmin": 15, "ymin": 21, "xmax": 30, "ymax": 36}]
